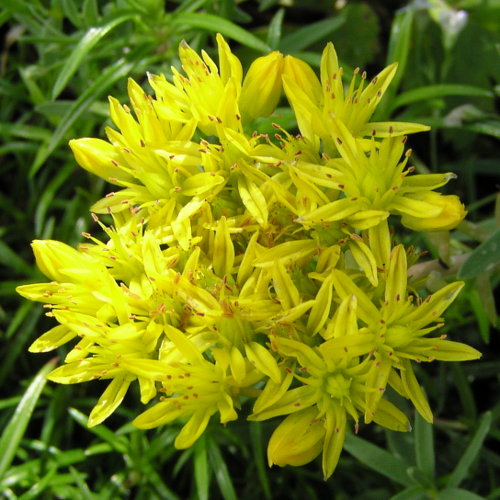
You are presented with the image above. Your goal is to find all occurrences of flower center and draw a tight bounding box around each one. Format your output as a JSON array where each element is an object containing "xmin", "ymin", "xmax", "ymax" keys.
[{"xmin": 324, "ymin": 372, "xmax": 351, "ymax": 400}]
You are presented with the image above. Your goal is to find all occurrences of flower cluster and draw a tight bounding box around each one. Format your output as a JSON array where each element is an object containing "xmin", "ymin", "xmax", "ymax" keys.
[{"xmin": 18, "ymin": 34, "xmax": 478, "ymax": 479}]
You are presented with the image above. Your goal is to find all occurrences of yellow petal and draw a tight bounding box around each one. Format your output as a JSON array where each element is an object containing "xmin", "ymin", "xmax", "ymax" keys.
[
  {"xmin": 254, "ymin": 239, "xmax": 317, "ymax": 268},
  {"xmin": 372, "ymin": 398, "xmax": 411, "ymax": 432},
  {"xmin": 133, "ymin": 400, "xmax": 184, "ymax": 429},
  {"xmin": 238, "ymin": 176, "xmax": 268, "ymax": 227},
  {"xmin": 364, "ymin": 354, "xmax": 392, "ymax": 423},
  {"xmin": 28, "ymin": 325, "xmax": 75, "ymax": 353},
  {"xmin": 175, "ymin": 410, "xmax": 213, "ymax": 449},
  {"xmin": 307, "ymin": 274, "xmax": 334, "ymax": 335},
  {"xmin": 322, "ymin": 404, "xmax": 347, "ymax": 479},
  {"xmin": 245, "ymin": 341, "xmax": 281, "ymax": 384},
  {"xmin": 88, "ymin": 376, "xmax": 132, "ymax": 427},
  {"xmin": 359, "ymin": 121, "xmax": 430, "ymax": 137},
  {"xmin": 348, "ymin": 238, "xmax": 378, "ymax": 286},
  {"xmin": 400, "ymin": 359, "xmax": 433, "ymax": 423},
  {"xmin": 252, "ymin": 369, "xmax": 294, "ymax": 415},
  {"xmin": 267, "ymin": 407, "xmax": 324, "ymax": 468},
  {"xmin": 384, "ymin": 244, "xmax": 407, "ymax": 304},
  {"xmin": 212, "ymin": 216, "xmax": 235, "ymax": 278},
  {"xmin": 272, "ymin": 260, "xmax": 300, "ymax": 310},
  {"xmin": 69, "ymin": 138, "xmax": 129, "ymax": 182},
  {"xmin": 331, "ymin": 270, "xmax": 380, "ymax": 325}
]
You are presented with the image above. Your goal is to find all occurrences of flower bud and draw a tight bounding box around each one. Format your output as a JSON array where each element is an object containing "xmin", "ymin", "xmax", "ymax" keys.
[
  {"xmin": 283, "ymin": 55, "xmax": 322, "ymax": 106},
  {"xmin": 268, "ymin": 407, "xmax": 324, "ymax": 467},
  {"xmin": 401, "ymin": 193, "xmax": 466, "ymax": 231},
  {"xmin": 239, "ymin": 51, "xmax": 284, "ymax": 121}
]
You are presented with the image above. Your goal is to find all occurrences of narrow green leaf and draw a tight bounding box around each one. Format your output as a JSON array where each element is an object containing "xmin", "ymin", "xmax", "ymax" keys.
[
  {"xmin": 30, "ymin": 58, "xmax": 135, "ymax": 176},
  {"xmin": 250, "ymin": 422, "xmax": 272, "ymax": 500},
  {"xmin": 390, "ymin": 84, "xmax": 493, "ymax": 113},
  {"xmin": 344, "ymin": 433, "xmax": 413, "ymax": 487},
  {"xmin": 476, "ymin": 272, "xmax": 498, "ymax": 328},
  {"xmin": 0, "ymin": 358, "xmax": 56, "ymax": 480},
  {"xmin": 0, "ymin": 122, "xmax": 51, "ymax": 141},
  {"xmin": 171, "ymin": 13, "xmax": 271, "ymax": 53},
  {"xmin": 463, "ymin": 120, "xmax": 500, "ymax": 139},
  {"xmin": 193, "ymin": 434, "xmax": 209, "ymax": 500},
  {"xmin": 278, "ymin": 16, "xmax": 345, "ymax": 53},
  {"xmin": 68, "ymin": 408, "xmax": 129, "ymax": 454},
  {"xmin": 82, "ymin": 0, "xmax": 99, "ymax": 26},
  {"xmin": 437, "ymin": 487, "xmax": 486, "ymax": 500},
  {"xmin": 414, "ymin": 411, "xmax": 435, "ymax": 480},
  {"xmin": 207, "ymin": 436, "xmax": 237, "ymax": 500},
  {"xmin": 5, "ymin": 303, "xmax": 37, "ymax": 341},
  {"xmin": 386, "ymin": 6, "xmax": 414, "ymax": 74},
  {"xmin": 18, "ymin": 463, "xmax": 58, "ymax": 500},
  {"xmin": 447, "ymin": 412, "xmax": 491, "ymax": 488},
  {"xmin": 389, "ymin": 485, "xmax": 428, "ymax": 500},
  {"xmin": 468, "ymin": 288, "xmax": 491, "ymax": 343},
  {"xmin": 0, "ymin": 305, "xmax": 43, "ymax": 387},
  {"xmin": 267, "ymin": 8, "xmax": 284, "ymax": 50},
  {"xmin": 51, "ymin": 15, "xmax": 135, "ymax": 100},
  {"xmin": 0, "ymin": 396, "xmax": 22, "ymax": 411},
  {"xmin": 406, "ymin": 466, "xmax": 434, "ymax": 489},
  {"xmin": 34, "ymin": 163, "xmax": 76, "ymax": 237},
  {"xmin": 175, "ymin": 0, "xmax": 211, "ymax": 14},
  {"xmin": 68, "ymin": 466, "xmax": 94, "ymax": 500},
  {"xmin": 1, "ymin": 458, "xmax": 42, "ymax": 489},
  {"xmin": 0, "ymin": 240, "xmax": 33, "ymax": 276},
  {"xmin": 458, "ymin": 229, "xmax": 500, "ymax": 279},
  {"xmin": 377, "ymin": 6, "xmax": 414, "ymax": 120},
  {"xmin": 144, "ymin": 467, "xmax": 182, "ymax": 500},
  {"xmin": 60, "ymin": 0, "xmax": 83, "ymax": 28}
]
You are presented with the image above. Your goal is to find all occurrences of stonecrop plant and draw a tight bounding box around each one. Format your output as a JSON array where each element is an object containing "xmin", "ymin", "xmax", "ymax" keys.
[{"xmin": 17, "ymin": 34, "xmax": 480, "ymax": 479}]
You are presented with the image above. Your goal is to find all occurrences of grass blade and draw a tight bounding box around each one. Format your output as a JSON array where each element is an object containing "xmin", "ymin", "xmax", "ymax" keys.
[
  {"xmin": 414, "ymin": 411, "xmax": 435, "ymax": 480},
  {"xmin": 0, "ymin": 240, "xmax": 33, "ymax": 276},
  {"xmin": 51, "ymin": 15, "xmax": 135, "ymax": 100},
  {"xmin": 171, "ymin": 12, "xmax": 271, "ymax": 53},
  {"xmin": 193, "ymin": 434, "xmax": 209, "ymax": 500},
  {"xmin": 207, "ymin": 436, "xmax": 237, "ymax": 500},
  {"xmin": 458, "ymin": 229, "xmax": 500, "ymax": 280},
  {"xmin": 266, "ymin": 8, "xmax": 284, "ymax": 50},
  {"xmin": 437, "ymin": 487, "xmax": 486, "ymax": 500},
  {"xmin": 447, "ymin": 412, "xmax": 491, "ymax": 488},
  {"xmin": 31, "ymin": 57, "xmax": 135, "ymax": 176},
  {"xmin": 68, "ymin": 407, "xmax": 129, "ymax": 454},
  {"xmin": 386, "ymin": 7, "xmax": 414, "ymax": 91},
  {"xmin": 390, "ymin": 84, "xmax": 493, "ymax": 113},
  {"xmin": 250, "ymin": 422, "xmax": 272, "ymax": 500},
  {"xmin": 390, "ymin": 485, "xmax": 427, "ymax": 500},
  {"xmin": 0, "ymin": 358, "xmax": 57, "ymax": 481},
  {"xmin": 344, "ymin": 433, "xmax": 413, "ymax": 487},
  {"xmin": 278, "ymin": 16, "xmax": 345, "ymax": 53}
]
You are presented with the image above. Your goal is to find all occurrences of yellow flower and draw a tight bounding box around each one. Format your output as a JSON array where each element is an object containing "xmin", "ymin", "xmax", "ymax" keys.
[
  {"xmin": 250, "ymin": 333, "xmax": 410, "ymax": 479},
  {"xmin": 296, "ymin": 122, "xmax": 461, "ymax": 231},
  {"xmin": 323, "ymin": 245, "xmax": 481, "ymax": 422},
  {"xmin": 173, "ymin": 34, "xmax": 243, "ymax": 135},
  {"xmin": 133, "ymin": 332, "xmax": 240, "ymax": 449},
  {"xmin": 17, "ymin": 34, "xmax": 477, "ymax": 481},
  {"xmin": 283, "ymin": 42, "xmax": 429, "ymax": 153}
]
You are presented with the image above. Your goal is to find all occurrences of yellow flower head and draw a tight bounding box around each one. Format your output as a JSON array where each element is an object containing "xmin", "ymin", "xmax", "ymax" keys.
[
  {"xmin": 18, "ymin": 34, "xmax": 478, "ymax": 480},
  {"xmin": 283, "ymin": 42, "xmax": 429, "ymax": 153}
]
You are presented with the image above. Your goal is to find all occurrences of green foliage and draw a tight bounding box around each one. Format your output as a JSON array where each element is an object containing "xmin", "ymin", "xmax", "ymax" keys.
[{"xmin": 1, "ymin": 0, "xmax": 499, "ymax": 498}]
